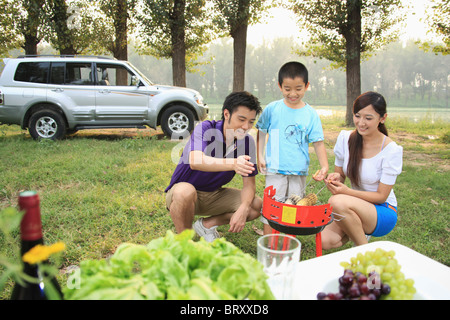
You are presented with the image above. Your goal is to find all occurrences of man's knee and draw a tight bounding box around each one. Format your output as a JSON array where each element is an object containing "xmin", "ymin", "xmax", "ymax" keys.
[
  {"xmin": 168, "ymin": 183, "xmax": 197, "ymax": 208},
  {"xmin": 166, "ymin": 183, "xmax": 197, "ymax": 233},
  {"xmin": 253, "ymin": 196, "xmax": 263, "ymax": 211},
  {"xmin": 247, "ymin": 196, "xmax": 263, "ymax": 221}
]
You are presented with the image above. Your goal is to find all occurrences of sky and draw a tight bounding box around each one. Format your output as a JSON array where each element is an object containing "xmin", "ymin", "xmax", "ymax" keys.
[{"xmin": 246, "ymin": 0, "xmax": 433, "ymax": 47}]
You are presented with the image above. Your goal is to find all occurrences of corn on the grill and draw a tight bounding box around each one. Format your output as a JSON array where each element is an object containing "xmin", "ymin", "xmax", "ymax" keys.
[
  {"xmin": 284, "ymin": 193, "xmax": 318, "ymax": 206},
  {"xmin": 284, "ymin": 194, "xmax": 300, "ymax": 204},
  {"xmin": 296, "ymin": 193, "xmax": 318, "ymax": 206},
  {"xmin": 284, "ymin": 197, "xmax": 295, "ymax": 205}
]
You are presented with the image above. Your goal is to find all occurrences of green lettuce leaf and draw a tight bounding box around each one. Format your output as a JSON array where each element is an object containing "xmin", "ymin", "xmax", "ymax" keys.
[{"xmin": 63, "ymin": 230, "xmax": 274, "ymax": 300}]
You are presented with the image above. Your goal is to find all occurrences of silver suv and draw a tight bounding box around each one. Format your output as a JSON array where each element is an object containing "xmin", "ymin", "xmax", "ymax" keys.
[{"xmin": 0, "ymin": 56, "xmax": 209, "ymax": 140}]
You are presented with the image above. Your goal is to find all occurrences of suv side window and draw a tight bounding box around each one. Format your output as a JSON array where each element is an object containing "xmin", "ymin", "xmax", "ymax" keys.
[
  {"xmin": 96, "ymin": 63, "xmax": 135, "ymax": 86},
  {"xmin": 65, "ymin": 62, "xmax": 93, "ymax": 85},
  {"xmin": 50, "ymin": 62, "xmax": 65, "ymax": 85},
  {"xmin": 14, "ymin": 62, "xmax": 50, "ymax": 84}
]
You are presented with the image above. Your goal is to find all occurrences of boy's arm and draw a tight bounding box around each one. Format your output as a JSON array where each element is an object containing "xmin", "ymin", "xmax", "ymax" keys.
[
  {"xmin": 256, "ymin": 129, "xmax": 267, "ymax": 174},
  {"xmin": 312, "ymin": 140, "xmax": 329, "ymax": 181}
]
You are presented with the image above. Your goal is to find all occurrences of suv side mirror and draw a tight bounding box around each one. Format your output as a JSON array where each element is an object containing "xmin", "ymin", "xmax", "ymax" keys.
[
  {"xmin": 131, "ymin": 75, "xmax": 144, "ymax": 87},
  {"xmin": 130, "ymin": 75, "xmax": 138, "ymax": 87}
]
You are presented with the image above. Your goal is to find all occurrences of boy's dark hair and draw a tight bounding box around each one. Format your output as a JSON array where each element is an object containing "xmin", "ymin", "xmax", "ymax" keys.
[
  {"xmin": 222, "ymin": 91, "xmax": 262, "ymax": 120},
  {"xmin": 278, "ymin": 61, "xmax": 309, "ymax": 86}
]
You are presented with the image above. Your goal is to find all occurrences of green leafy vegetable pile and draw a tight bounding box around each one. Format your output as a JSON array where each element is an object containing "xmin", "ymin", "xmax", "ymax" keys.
[{"xmin": 63, "ymin": 230, "xmax": 275, "ymax": 300}]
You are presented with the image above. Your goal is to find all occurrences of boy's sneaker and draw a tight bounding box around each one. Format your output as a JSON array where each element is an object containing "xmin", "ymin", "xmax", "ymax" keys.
[{"xmin": 193, "ymin": 218, "xmax": 220, "ymax": 242}]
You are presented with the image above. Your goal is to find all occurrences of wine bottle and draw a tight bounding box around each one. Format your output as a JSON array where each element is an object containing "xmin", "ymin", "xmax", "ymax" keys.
[{"xmin": 10, "ymin": 191, "xmax": 62, "ymax": 300}]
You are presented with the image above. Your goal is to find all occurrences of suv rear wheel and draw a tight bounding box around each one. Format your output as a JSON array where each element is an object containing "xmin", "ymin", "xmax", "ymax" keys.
[
  {"xmin": 28, "ymin": 109, "xmax": 66, "ymax": 140},
  {"xmin": 161, "ymin": 105, "xmax": 195, "ymax": 139}
]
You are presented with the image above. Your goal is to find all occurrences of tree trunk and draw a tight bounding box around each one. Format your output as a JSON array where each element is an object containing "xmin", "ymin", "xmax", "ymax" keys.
[
  {"xmin": 231, "ymin": 23, "xmax": 247, "ymax": 92},
  {"xmin": 171, "ymin": 0, "xmax": 187, "ymax": 87},
  {"xmin": 23, "ymin": 33, "xmax": 39, "ymax": 55},
  {"xmin": 344, "ymin": 0, "xmax": 362, "ymax": 127},
  {"xmin": 113, "ymin": 0, "xmax": 128, "ymax": 85}
]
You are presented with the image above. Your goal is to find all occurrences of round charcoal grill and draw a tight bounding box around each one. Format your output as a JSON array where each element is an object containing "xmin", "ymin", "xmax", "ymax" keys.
[{"xmin": 262, "ymin": 186, "xmax": 339, "ymax": 257}]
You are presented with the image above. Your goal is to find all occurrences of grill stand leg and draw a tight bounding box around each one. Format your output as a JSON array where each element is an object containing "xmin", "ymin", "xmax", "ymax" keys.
[
  {"xmin": 316, "ymin": 232, "xmax": 322, "ymax": 257},
  {"xmin": 270, "ymin": 229, "xmax": 323, "ymax": 257}
]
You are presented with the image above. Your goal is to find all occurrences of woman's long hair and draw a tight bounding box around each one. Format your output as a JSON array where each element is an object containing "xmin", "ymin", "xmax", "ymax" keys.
[{"xmin": 347, "ymin": 92, "xmax": 388, "ymax": 187}]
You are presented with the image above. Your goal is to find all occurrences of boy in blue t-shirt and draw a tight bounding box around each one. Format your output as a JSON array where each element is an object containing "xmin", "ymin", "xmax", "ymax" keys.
[{"xmin": 256, "ymin": 61, "xmax": 329, "ymax": 234}]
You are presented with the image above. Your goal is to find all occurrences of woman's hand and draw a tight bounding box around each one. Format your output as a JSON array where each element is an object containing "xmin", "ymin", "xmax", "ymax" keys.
[
  {"xmin": 325, "ymin": 172, "xmax": 342, "ymax": 184},
  {"xmin": 326, "ymin": 179, "xmax": 349, "ymax": 195}
]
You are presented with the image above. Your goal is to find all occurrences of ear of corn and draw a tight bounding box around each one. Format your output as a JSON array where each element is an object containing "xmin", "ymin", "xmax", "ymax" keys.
[
  {"xmin": 296, "ymin": 193, "xmax": 318, "ymax": 206},
  {"xmin": 284, "ymin": 197, "xmax": 295, "ymax": 205},
  {"xmin": 285, "ymin": 194, "xmax": 301, "ymax": 205},
  {"xmin": 283, "ymin": 193, "xmax": 318, "ymax": 206}
]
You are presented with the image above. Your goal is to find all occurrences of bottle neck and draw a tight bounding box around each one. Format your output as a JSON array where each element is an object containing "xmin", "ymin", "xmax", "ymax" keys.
[{"xmin": 19, "ymin": 192, "xmax": 43, "ymax": 242}]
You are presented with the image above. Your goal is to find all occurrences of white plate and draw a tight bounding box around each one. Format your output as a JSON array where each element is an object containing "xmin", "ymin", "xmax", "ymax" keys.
[{"xmin": 291, "ymin": 241, "xmax": 450, "ymax": 300}]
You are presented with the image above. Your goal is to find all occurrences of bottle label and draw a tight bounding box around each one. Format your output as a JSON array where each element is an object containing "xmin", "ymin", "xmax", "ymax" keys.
[{"xmin": 19, "ymin": 191, "xmax": 43, "ymax": 241}]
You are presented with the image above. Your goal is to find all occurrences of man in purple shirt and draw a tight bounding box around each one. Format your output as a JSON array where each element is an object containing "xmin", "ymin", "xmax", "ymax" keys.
[{"xmin": 165, "ymin": 91, "xmax": 263, "ymax": 242}]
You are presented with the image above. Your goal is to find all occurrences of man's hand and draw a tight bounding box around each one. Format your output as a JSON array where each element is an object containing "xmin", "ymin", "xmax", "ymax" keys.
[
  {"xmin": 234, "ymin": 155, "xmax": 255, "ymax": 176},
  {"xmin": 228, "ymin": 206, "xmax": 248, "ymax": 233}
]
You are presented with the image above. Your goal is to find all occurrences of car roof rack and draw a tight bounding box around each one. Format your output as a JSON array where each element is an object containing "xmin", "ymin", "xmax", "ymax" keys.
[{"xmin": 16, "ymin": 55, "xmax": 116, "ymax": 60}]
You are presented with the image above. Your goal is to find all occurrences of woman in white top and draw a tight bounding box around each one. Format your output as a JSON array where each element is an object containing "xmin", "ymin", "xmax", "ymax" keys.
[{"xmin": 322, "ymin": 92, "xmax": 403, "ymax": 249}]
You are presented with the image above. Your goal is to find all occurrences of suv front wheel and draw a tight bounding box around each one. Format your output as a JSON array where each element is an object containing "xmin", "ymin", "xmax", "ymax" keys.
[
  {"xmin": 161, "ymin": 106, "xmax": 195, "ymax": 139},
  {"xmin": 28, "ymin": 109, "xmax": 66, "ymax": 140}
]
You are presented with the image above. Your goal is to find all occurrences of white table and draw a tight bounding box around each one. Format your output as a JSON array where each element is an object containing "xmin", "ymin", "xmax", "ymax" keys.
[{"xmin": 291, "ymin": 241, "xmax": 450, "ymax": 300}]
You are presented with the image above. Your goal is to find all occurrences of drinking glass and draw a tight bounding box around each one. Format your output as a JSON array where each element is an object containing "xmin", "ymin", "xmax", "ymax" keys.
[{"xmin": 257, "ymin": 234, "xmax": 301, "ymax": 300}]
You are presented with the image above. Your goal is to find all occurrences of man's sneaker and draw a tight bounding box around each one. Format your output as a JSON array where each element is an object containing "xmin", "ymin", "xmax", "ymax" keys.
[{"xmin": 193, "ymin": 218, "xmax": 220, "ymax": 242}]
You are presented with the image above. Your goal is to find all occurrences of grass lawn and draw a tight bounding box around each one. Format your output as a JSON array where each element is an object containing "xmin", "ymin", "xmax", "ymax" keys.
[{"xmin": 0, "ymin": 115, "xmax": 449, "ymax": 299}]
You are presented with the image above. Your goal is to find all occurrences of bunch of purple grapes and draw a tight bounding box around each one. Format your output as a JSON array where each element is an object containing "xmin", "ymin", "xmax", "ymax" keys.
[{"xmin": 317, "ymin": 269, "xmax": 391, "ymax": 300}]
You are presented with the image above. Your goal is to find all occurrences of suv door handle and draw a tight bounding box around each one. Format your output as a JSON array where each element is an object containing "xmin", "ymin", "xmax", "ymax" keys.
[
  {"xmin": 98, "ymin": 89, "xmax": 111, "ymax": 94},
  {"xmin": 51, "ymin": 88, "xmax": 64, "ymax": 92}
]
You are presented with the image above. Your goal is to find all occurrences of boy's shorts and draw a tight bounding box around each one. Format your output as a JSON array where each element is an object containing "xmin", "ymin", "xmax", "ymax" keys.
[
  {"xmin": 260, "ymin": 173, "xmax": 306, "ymax": 225},
  {"xmin": 166, "ymin": 183, "xmax": 242, "ymax": 216},
  {"xmin": 369, "ymin": 202, "xmax": 398, "ymax": 237}
]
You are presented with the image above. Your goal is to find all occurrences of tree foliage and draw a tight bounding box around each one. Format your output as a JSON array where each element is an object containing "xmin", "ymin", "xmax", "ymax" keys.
[
  {"xmin": 422, "ymin": 0, "xmax": 449, "ymax": 55},
  {"xmin": 0, "ymin": 0, "xmax": 22, "ymax": 56},
  {"xmin": 0, "ymin": 0, "xmax": 47, "ymax": 55},
  {"xmin": 288, "ymin": 0, "xmax": 405, "ymax": 125},
  {"xmin": 289, "ymin": 0, "xmax": 404, "ymax": 68}
]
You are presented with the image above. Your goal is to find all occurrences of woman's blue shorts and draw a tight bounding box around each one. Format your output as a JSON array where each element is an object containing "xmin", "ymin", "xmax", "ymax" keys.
[{"xmin": 369, "ymin": 202, "xmax": 398, "ymax": 237}]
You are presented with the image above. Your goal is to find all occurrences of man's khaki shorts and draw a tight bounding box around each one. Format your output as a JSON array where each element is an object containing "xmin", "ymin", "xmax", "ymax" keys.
[{"xmin": 166, "ymin": 183, "xmax": 243, "ymax": 216}]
